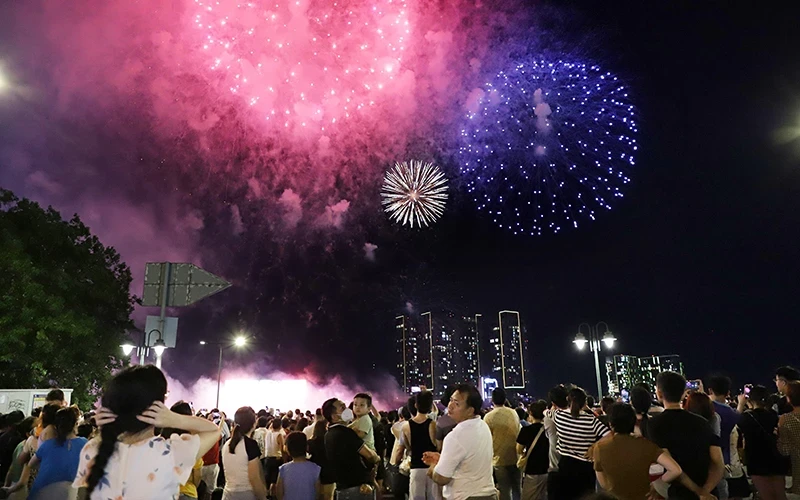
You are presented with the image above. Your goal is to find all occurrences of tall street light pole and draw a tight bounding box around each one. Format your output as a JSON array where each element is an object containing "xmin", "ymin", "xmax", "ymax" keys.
[
  {"xmin": 573, "ymin": 322, "xmax": 616, "ymax": 398},
  {"xmin": 201, "ymin": 336, "xmax": 249, "ymax": 410}
]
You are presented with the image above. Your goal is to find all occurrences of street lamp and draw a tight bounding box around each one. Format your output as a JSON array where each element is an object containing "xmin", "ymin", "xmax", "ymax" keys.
[
  {"xmin": 602, "ymin": 331, "xmax": 617, "ymax": 349},
  {"xmin": 573, "ymin": 332, "xmax": 588, "ymax": 350},
  {"xmin": 147, "ymin": 329, "xmax": 166, "ymax": 369},
  {"xmin": 573, "ymin": 322, "xmax": 616, "ymax": 398},
  {"xmin": 121, "ymin": 343, "xmax": 136, "ymax": 356},
  {"xmin": 200, "ymin": 336, "xmax": 250, "ymax": 409},
  {"xmin": 153, "ymin": 338, "xmax": 167, "ymax": 357},
  {"xmin": 120, "ymin": 329, "xmax": 168, "ymax": 367}
]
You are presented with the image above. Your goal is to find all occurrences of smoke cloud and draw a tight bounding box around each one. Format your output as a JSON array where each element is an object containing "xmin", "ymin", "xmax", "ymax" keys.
[
  {"xmin": 164, "ymin": 367, "xmax": 406, "ymax": 415},
  {"xmin": 363, "ymin": 242, "xmax": 378, "ymax": 262},
  {"xmin": 0, "ymin": 0, "xmax": 540, "ymax": 379}
]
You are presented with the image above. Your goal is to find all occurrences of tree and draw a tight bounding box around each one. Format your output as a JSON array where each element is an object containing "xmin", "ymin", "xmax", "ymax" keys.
[{"xmin": 0, "ymin": 188, "xmax": 135, "ymax": 409}]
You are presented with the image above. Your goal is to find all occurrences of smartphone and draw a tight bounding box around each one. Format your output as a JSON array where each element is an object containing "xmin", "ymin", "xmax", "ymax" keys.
[
  {"xmin": 686, "ymin": 380, "xmax": 701, "ymax": 391},
  {"xmin": 744, "ymin": 384, "xmax": 752, "ymax": 396}
]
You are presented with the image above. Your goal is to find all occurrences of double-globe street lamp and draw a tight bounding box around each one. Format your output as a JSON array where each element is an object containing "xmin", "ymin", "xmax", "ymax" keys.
[
  {"xmin": 573, "ymin": 322, "xmax": 616, "ymax": 398},
  {"xmin": 121, "ymin": 329, "xmax": 168, "ymax": 368},
  {"xmin": 199, "ymin": 336, "xmax": 249, "ymax": 409}
]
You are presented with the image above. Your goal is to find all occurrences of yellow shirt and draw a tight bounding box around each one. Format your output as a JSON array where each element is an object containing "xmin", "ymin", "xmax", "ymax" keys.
[
  {"xmin": 484, "ymin": 406, "xmax": 521, "ymax": 467},
  {"xmin": 179, "ymin": 458, "xmax": 204, "ymax": 498}
]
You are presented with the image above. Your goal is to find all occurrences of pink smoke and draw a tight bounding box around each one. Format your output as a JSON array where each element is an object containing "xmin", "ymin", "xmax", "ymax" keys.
[
  {"xmin": 164, "ymin": 368, "xmax": 406, "ymax": 415},
  {"xmin": 0, "ymin": 0, "xmax": 527, "ymax": 379}
]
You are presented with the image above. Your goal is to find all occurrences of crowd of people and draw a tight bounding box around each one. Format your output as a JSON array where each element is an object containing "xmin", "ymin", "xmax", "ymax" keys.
[{"xmin": 0, "ymin": 364, "xmax": 798, "ymax": 500}]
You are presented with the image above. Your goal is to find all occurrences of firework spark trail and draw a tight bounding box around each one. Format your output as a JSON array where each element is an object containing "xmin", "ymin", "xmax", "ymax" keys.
[
  {"xmin": 459, "ymin": 59, "xmax": 638, "ymax": 236},
  {"xmin": 381, "ymin": 160, "xmax": 448, "ymax": 228},
  {"xmin": 192, "ymin": 0, "xmax": 410, "ymax": 131}
]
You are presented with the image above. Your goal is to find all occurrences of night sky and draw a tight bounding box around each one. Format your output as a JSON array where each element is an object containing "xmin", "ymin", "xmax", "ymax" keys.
[{"xmin": 1, "ymin": 0, "xmax": 799, "ymax": 401}]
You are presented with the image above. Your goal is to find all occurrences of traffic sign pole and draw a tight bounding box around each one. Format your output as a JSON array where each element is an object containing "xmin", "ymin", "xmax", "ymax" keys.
[
  {"xmin": 155, "ymin": 262, "xmax": 172, "ymax": 369},
  {"xmin": 140, "ymin": 262, "xmax": 231, "ymax": 368}
]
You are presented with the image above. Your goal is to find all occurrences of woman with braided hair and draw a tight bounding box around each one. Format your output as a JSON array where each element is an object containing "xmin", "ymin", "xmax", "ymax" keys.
[{"xmin": 72, "ymin": 365, "xmax": 220, "ymax": 500}]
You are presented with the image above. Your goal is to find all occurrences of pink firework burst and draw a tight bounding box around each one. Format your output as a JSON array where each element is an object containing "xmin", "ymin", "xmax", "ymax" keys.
[{"xmin": 192, "ymin": 0, "xmax": 410, "ymax": 130}]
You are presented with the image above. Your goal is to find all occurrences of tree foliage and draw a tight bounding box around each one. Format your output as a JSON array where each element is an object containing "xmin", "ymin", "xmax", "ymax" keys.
[{"xmin": 0, "ymin": 188, "xmax": 135, "ymax": 409}]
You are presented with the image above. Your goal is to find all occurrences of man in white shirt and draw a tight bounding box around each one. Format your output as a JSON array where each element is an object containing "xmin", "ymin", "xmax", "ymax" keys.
[{"xmin": 422, "ymin": 384, "xmax": 496, "ymax": 500}]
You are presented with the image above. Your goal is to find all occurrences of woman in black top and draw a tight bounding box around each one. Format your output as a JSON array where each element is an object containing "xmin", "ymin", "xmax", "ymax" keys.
[
  {"xmin": 738, "ymin": 385, "xmax": 786, "ymax": 500},
  {"xmin": 308, "ymin": 420, "xmax": 335, "ymax": 500},
  {"xmin": 396, "ymin": 391, "xmax": 438, "ymax": 499},
  {"xmin": 517, "ymin": 400, "xmax": 550, "ymax": 500}
]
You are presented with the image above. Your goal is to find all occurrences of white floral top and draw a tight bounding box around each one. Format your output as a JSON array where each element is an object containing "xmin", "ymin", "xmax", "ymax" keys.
[{"xmin": 73, "ymin": 433, "xmax": 200, "ymax": 500}]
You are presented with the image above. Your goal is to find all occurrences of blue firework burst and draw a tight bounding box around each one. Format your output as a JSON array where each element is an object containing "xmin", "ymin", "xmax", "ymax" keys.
[{"xmin": 458, "ymin": 58, "xmax": 638, "ymax": 235}]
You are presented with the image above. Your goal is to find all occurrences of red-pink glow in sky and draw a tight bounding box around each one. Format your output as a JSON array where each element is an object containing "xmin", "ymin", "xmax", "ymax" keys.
[
  {"xmin": 165, "ymin": 372, "xmax": 405, "ymax": 414},
  {"xmin": 192, "ymin": 0, "xmax": 410, "ymax": 131}
]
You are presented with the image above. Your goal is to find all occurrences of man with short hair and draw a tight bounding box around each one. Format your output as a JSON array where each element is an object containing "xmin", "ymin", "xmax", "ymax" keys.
[
  {"xmin": 649, "ymin": 371, "xmax": 724, "ymax": 500},
  {"xmin": 323, "ymin": 398, "xmax": 379, "ymax": 499},
  {"xmin": 484, "ymin": 388, "xmax": 521, "ymax": 500},
  {"xmin": 598, "ymin": 396, "xmax": 616, "ymax": 427},
  {"xmin": 774, "ymin": 366, "xmax": 800, "ymax": 415},
  {"xmin": 544, "ymin": 385, "xmax": 568, "ymax": 499},
  {"xmin": 45, "ymin": 389, "xmax": 66, "ymax": 407},
  {"xmin": 707, "ymin": 375, "xmax": 746, "ymax": 500},
  {"xmin": 422, "ymin": 384, "xmax": 496, "ymax": 500},
  {"xmin": 593, "ymin": 403, "xmax": 683, "ymax": 500}
]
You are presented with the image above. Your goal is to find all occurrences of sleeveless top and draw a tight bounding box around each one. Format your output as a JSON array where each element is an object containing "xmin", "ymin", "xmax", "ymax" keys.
[
  {"xmin": 409, "ymin": 418, "xmax": 436, "ymax": 469},
  {"xmin": 265, "ymin": 429, "xmax": 283, "ymax": 458}
]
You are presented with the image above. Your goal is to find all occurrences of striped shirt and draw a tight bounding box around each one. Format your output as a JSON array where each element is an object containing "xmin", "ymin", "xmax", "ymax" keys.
[{"xmin": 552, "ymin": 409, "xmax": 610, "ymax": 462}]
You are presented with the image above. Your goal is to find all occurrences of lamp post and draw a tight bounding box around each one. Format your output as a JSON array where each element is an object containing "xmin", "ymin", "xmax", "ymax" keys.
[
  {"xmin": 121, "ymin": 329, "xmax": 167, "ymax": 367},
  {"xmin": 200, "ymin": 336, "xmax": 249, "ymax": 409},
  {"xmin": 147, "ymin": 329, "xmax": 167, "ymax": 369},
  {"xmin": 573, "ymin": 322, "xmax": 616, "ymax": 398}
]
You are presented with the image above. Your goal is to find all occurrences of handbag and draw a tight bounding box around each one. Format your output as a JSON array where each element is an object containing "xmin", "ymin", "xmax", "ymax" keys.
[
  {"xmin": 399, "ymin": 454, "xmax": 411, "ymax": 476},
  {"xmin": 517, "ymin": 426, "xmax": 544, "ymax": 471}
]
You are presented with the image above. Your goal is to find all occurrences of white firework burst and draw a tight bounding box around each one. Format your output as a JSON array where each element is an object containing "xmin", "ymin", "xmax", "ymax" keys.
[{"xmin": 381, "ymin": 160, "xmax": 449, "ymax": 228}]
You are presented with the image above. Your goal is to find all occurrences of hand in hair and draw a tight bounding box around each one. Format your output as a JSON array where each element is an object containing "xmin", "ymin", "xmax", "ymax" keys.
[
  {"xmin": 137, "ymin": 401, "xmax": 181, "ymax": 428},
  {"xmin": 94, "ymin": 407, "xmax": 118, "ymax": 428}
]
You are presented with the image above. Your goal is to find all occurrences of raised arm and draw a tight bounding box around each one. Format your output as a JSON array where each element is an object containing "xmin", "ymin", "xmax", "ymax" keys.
[{"xmin": 138, "ymin": 402, "xmax": 221, "ymax": 460}]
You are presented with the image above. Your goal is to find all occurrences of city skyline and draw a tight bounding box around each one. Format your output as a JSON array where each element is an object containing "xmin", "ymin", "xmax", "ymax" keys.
[
  {"xmin": 395, "ymin": 308, "xmax": 531, "ymax": 397},
  {"xmin": 605, "ymin": 354, "xmax": 684, "ymax": 399}
]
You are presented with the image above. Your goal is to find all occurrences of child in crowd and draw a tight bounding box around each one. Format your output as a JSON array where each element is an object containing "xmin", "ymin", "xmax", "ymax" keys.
[
  {"xmin": 348, "ymin": 393, "xmax": 379, "ymax": 497},
  {"xmin": 348, "ymin": 393, "xmax": 375, "ymax": 451},
  {"xmin": 275, "ymin": 432, "xmax": 321, "ymax": 500}
]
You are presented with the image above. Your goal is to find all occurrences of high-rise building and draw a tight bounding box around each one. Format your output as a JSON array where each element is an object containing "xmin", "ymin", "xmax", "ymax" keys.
[
  {"xmin": 395, "ymin": 315, "xmax": 430, "ymax": 394},
  {"xmin": 494, "ymin": 310, "xmax": 526, "ymax": 389},
  {"xmin": 637, "ymin": 354, "xmax": 683, "ymax": 392},
  {"xmin": 422, "ymin": 310, "xmax": 454, "ymax": 395},
  {"xmin": 605, "ymin": 354, "xmax": 637, "ymax": 396},
  {"xmin": 460, "ymin": 315, "xmax": 482, "ymax": 387},
  {"xmin": 606, "ymin": 354, "xmax": 684, "ymax": 398}
]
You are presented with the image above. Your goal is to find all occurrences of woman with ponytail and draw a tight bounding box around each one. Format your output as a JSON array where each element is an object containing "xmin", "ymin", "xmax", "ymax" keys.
[
  {"xmin": 71, "ymin": 365, "xmax": 221, "ymax": 500},
  {"xmin": 220, "ymin": 406, "xmax": 267, "ymax": 500},
  {"xmin": 551, "ymin": 387, "xmax": 610, "ymax": 499},
  {"xmin": 3, "ymin": 406, "xmax": 86, "ymax": 499}
]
